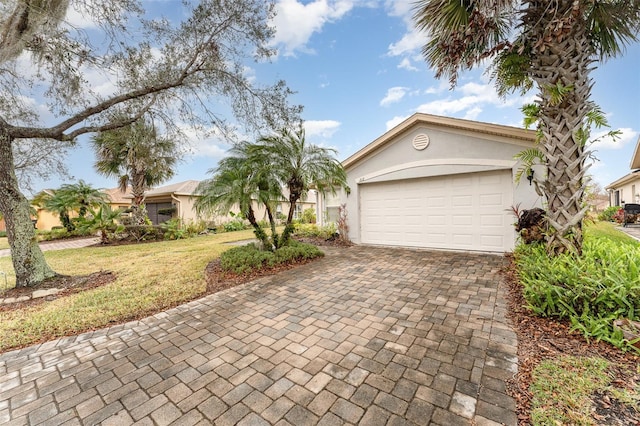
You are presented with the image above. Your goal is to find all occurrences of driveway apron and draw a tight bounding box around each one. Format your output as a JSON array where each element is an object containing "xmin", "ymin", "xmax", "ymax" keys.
[{"xmin": 0, "ymin": 246, "xmax": 518, "ymax": 425}]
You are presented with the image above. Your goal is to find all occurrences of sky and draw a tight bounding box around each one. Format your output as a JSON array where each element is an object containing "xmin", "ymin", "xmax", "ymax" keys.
[{"xmin": 31, "ymin": 0, "xmax": 640, "ymax": 195}]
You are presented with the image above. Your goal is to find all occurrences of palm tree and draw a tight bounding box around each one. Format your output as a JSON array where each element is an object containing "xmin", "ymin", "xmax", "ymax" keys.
[
  {"xmin": 77, "ymin": 205, "xmax": 125, "ymax": 244},
  {"xmin": 57, "ymin": 180, "xmax": 108, "ymax": 218},
  {"xmin": 38, "ymin": 189, "xmax": 75, "ymax": 232},
  {"xmin": 413, "ymin": 0, "xmax": 640, "ymax": 254},
  {"xmin": 254, "ymin": 126, "xmax": 348, "ymax": 246},
  {"xmin": 91, "ymin": 117, "xmax": 177, "ymax": 225},
  {"xmin": 194, "ymin": 145, "xmax": 277, "ymax": 249}
]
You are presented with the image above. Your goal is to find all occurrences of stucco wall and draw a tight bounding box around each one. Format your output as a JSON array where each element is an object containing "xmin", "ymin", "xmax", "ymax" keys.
[{"xmin": 609, "ymin": 177, "xmax": 640, "ymax": 206}]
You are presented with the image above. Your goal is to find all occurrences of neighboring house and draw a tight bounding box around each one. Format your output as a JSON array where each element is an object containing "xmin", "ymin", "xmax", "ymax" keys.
[
  {"xmin": 142, "ymin": 180, "xmax": 201, "ymax": 225},
  {"xmin": 139, "ymin": 180, "xmax": 316, "ymax": 226},
  {"xmin": 605, "ymin": 136, "xmax": 640, "ymax": 206},
  {"xmin": 104, "ymin": 187, "xmax": 131, "ymax": 211},
  {"xmin": 328, "ymin": 113, "xmax": 541, "ymax": 253}
]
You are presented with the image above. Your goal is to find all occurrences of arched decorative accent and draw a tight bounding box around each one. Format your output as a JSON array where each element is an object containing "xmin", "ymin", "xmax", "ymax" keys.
[{"xmin": 356, "ymin": 158, "xmax": 517, "ymax": 183}]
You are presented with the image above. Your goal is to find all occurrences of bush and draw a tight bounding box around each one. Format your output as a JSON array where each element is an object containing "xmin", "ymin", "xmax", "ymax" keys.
[
  {"xmin": 121, "ymin": 225, "xmax": 164, "ymax": 242},
  {"xmin": 37, "ymin": 227, "xmax": 94, "ymax": 241},
  {"xmin": 598, "ymin": 206, "xmax": 622, "ymax": 222},
  {"xmin": 293, "ymin": 223, "xmax": 337, "ymax": 239},
  {"xmin": 301, "ymin": 208, "xmax": 316, "ymax": 224},
  {"xmin": 221, "ymin": 219, "xmax": 248, "ymax": 233},
  {"xmin": 0, "ymin": 231, "xmax": 6, "ymax": 238},
  {"xmin": 220, "ymin": 241, "xmax": 323, "ymax": 275},
  {"xmin": 515, "ymin": 237, "xmax": 640, "ymax": 351}
]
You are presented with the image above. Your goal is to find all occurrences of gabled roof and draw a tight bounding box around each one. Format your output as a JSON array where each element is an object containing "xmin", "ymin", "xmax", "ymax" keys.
[
  {"xmin": 342, "ymin": 113, "xmax": 536, "ymax": 170},
  {"xmin": 631, "ymin": 135, "xmax": 640, "ymax": 170},
  {"xmin": 144, "ymin": 180, "xmax": 201, "ymax": 197}
]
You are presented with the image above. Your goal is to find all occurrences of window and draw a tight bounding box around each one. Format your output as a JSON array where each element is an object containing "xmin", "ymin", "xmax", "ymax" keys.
[{"xmin": 293, "ymin": 204, "xmax": 303, "ymax": 219}]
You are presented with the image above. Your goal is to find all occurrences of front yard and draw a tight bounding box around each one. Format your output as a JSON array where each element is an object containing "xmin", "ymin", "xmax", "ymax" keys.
[{"xmin": 0, "ymin": 229, "xmax": 258, "ymax": 352}]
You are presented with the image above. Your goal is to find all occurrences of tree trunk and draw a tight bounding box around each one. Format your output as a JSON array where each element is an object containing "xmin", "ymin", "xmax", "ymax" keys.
[
  {"xmin": 281, "ymin": 190, "xmax": 301, "ymax": 246},
  {"xmin": 130, "ymin": 172, "xmax": 148, "ymax": 225},
  {"xmin": 265, "ymin": 204, "xmax": 280, "ymax": 249},
  {"xmin": 245, "ymin": 205, "xmax": 271, "ymax": 250},
  {"xmin": 525, "ymin": 0, "xmax": 593, "ymax": 255},
  {"xmin": 0, "ymin": 127, "xmax": 56, "ymax": 287}
]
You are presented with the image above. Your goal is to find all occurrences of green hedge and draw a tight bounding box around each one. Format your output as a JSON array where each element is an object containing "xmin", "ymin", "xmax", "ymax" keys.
[
  {"xmin": 220, "ymin": 241, "xmax": 323, "ymax": 275},
  {"xmin": 515, "ymin": 238, "xmax": 640, "ymax": 351}
]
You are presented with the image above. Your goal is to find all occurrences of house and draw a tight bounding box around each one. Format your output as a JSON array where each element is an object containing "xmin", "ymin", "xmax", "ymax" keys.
[
  {"xmin": 605, "ymin": 136, "xmax": 640, "ymax": 207},
  {"xmin": 104, "ymin": 187, "xmax": 131, "ymax": 211},
  {"xmin": 139, "ymin": 180, "xmax": 317, "ymax": 226},
  {"xmin": 328, "ymin": 113, "xmax": 541, "ymax": 253}
]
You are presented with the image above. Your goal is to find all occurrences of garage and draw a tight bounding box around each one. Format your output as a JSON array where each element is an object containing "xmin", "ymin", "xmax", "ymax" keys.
[
  {"xmin": 337, "ymin": 113, "xmax": 541, "ymax": 253},
  {"xmin": 359, "ymin": 170, "xmax": 513, "ymax": 252}
]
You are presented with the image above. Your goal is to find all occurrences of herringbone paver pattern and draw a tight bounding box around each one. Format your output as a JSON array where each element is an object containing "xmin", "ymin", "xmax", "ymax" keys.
[{"xmin": 0, "ymin": 246, "xmax": 518, "ymax": 425}]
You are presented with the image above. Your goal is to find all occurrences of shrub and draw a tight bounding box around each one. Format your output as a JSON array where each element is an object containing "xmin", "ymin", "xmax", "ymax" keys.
[
  {"xmin": 301, "ymin": 208, "xmax": 316, "ymax": 224},
  {"xmin": 0, "ymin": 231, "xmax": 6, "ymax": 238},
  {"xmin": 220, "ymin": 241, "xmax": 323, "ymax": 275},
  {"xmin": 598, "ymin": 206, "xmax": 621, "ymax": 222},
  {"xmin": 221, "ymin": 219, "xmax": 248, "ymax": 233},
  {"xmin": 121, "ymin": 225, "xmax": 164, "ymax": 242},
  {"xmin": 515, "ymin": 237, "xmax": 640, "ymax": 351},
  {"xmin": 293, "ymin": 223, "xmax": 337, "ymax": 239}
]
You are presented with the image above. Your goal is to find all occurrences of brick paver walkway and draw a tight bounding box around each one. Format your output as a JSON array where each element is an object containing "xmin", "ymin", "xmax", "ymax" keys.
[
  {"xmin": 0, "ymin": 238, "xmax": 99, "ymax": 258},
  {"xmin": 0, "ymin": 246, "xmax": 518, "ymax": 425}
]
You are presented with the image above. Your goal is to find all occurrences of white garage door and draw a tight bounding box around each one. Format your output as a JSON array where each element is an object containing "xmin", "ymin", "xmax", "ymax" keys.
[{"xmin": 360, "ymin": 170, "xmax": 514, "ymax": 252}]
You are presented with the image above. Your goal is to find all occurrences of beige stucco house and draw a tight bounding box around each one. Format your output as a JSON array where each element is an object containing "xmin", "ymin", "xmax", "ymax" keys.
[
  {"xmin": 606, "ymin": 136, "xmax": 640, "ymax": 207},
  {"xmin": 139, "ymin": 180, "xmax": 316, "ymax": 226},
  {"xmin": 326, "ymin": 113, "xmax": 542, "ymax": 253}
]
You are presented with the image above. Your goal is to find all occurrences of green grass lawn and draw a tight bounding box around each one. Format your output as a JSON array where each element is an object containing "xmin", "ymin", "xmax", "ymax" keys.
[
  {"xmin": 585, "ymin": 220, "xmax": 640, "ymax": 246},
  {"xmin": 0, "ymin": 237, "xmax": 9, "ymax": 250},
  {"xmin": 0, "ymin": 229, "xmax": 258, "ymax": 352}
]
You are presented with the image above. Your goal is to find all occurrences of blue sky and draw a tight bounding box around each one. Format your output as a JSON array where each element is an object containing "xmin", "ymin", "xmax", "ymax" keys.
[{"xmin": 37, "ymin": 0, "xmax": 640, "ymax": 194}]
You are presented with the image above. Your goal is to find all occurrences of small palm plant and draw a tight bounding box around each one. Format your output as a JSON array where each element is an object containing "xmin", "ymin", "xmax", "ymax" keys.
[{"xmin": 77, "ymin": 205, "xmax": 125, "ymax": 244}]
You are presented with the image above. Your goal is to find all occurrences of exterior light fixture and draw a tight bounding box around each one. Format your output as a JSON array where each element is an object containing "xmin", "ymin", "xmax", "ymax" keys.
[{"xmin": 527, "ymin": 168, "xmax": 534, "ymax": 186}]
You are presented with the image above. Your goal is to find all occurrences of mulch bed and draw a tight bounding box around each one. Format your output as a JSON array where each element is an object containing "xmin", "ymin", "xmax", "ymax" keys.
[
  {"xmin": 503, "ymin": 254, "xmax": 640, "ymax": 425},
  {"xmin": 0, "ymin": 271, "xmax": 117, "ymax": 312}
]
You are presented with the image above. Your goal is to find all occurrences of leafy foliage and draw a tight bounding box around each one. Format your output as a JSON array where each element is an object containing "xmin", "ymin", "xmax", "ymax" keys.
[
  {"xmin": 515, "ymin": 232, "xmax": 640, "ymax": 351},
  {"xmin": 598, "ymin": 206, "xmax": 622, "ymax": 222},
  {"xmin": 76, "ymin": 205, "xmax": 125, "ymax": 244},
  {"xmin": 293, "ymin": 223, "xmax": 337, "ymax": 239},
  {"xmin": 220, "ymin": 241, "xmax": 323, "ymax": 275},
  {"xmin": 197, "ymin": 126, "xmax": 348, "ymax": 250}
]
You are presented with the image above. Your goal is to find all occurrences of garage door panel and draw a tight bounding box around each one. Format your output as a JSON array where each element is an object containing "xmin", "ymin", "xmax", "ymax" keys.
[{"xmin": 359, "ymin": 170, "xmax": 513, "ymax": 252}]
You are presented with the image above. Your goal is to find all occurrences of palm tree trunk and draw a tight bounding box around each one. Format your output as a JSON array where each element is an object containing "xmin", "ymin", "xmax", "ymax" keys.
[
  {"xmin": 245, "ymin": 205, "xmax": 271, "ymax": 250},
  {"xmin": 526, "ymin": 0, "xmax": 593, "ymax": 255},
  {"xmin": 265, "ymin": 204, "xmax": 280, "ymax": 249},
  {"xmin": 0, "ymin": 127, "xmax": 56, "ymax": 287},
  {"xmin": 130, "ymin": 172, "xmax": 148, "ymax": 225},
  {"xmin": 281, "ymin": 192, "xmax": 300, "ymax": 246}
]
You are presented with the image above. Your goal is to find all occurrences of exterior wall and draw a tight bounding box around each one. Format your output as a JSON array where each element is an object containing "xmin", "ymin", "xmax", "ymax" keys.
[
  {"xmin": 35, "ymin": 209, "xmax": 63, "ymax": 230},
  {"xmin": 608, "ymin": 178, "xmax": 640, "ymax": 207},
  {"xmin": 340, "ymin": 123, "xmax": 541, "ymax": 247}
]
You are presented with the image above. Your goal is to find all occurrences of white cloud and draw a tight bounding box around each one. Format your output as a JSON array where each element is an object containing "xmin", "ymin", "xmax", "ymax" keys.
[
  {"xmin": 272, "ymin": 0, "xmax": 355, "ymax": 56},
  {"xmin": 590, "ymin": 128, "xmax": 638, "ymax": 150},
  {"xmin": 414, "ymin": 81, "xmax": 530, "ymax": 119},
  {"xmin": 385, "ymin": 115, "xmax": 409, "ymax": 131},
  {"xmin": 387, "ymin": 30, "xmax": 424, "ymax": 57},
  {"xmin": 397, "ymin": 57, "xmax": 418, "ymax": 72},
  {"xmin": 304, "ymin": 119, "xmax": 341, "ymax": 139},
  {"xmin": 380, "ymin": 86, "xmax": 408, "ymax": 107},
  {"xmin": 64, "ymin": 4, "xmax": 100, "ymax": 29},
  {"xmin": 182, "ymin": 126, "xmax": 233, "ymax": 159}
]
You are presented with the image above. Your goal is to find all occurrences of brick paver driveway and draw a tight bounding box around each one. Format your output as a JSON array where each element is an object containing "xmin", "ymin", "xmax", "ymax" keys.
[{"xmin": 0, "ymin": 246, "xmax": 518, "ymax": 425}]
